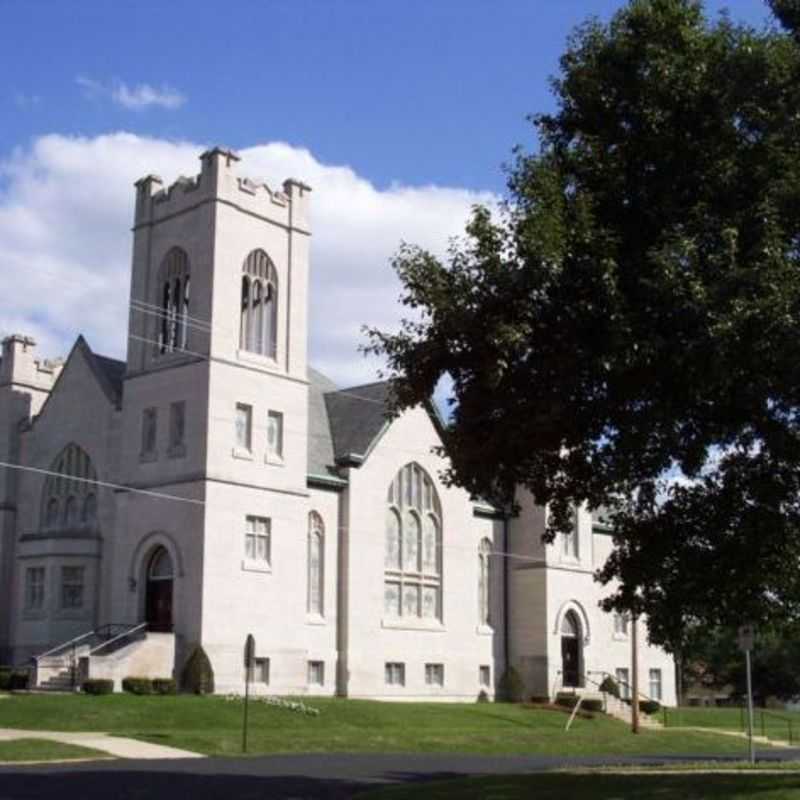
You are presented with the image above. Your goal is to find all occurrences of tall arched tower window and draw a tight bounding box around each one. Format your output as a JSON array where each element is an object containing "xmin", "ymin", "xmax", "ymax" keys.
[
  {"xmin": 307, "ymin": 512, "xmax": 324, "ymax": 616},
  {"xmin": 478, "ymin": 537, "xmax": 493, "ymax": 626},
  {"xmin": 157, "ymin": 247, "xmax": 191, "ymax": 354},
  {"xmin": 40, "ymin": 443, "xmax": 98, "ymax": 532},
  {"xmin": 384, "ymin": 463, "xmax": 442, "ymax": 621},
  {"xmin": 240, "ymin": 249, "xmax": 278, "ymax": 359}
]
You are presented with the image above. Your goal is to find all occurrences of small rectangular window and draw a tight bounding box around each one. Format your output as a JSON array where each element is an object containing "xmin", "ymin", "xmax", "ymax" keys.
[
  {"xmin": 616, "ymin": 668, "xmax": 630, "ymax": 700},
  {"xmin": 244, "ymin": 515, "xmax": 270, "ymax": 564},
  {"xmin": 141, "ymin": 407, "xmax": 158, "ymax": 456},
  {"xmin": 479, "ymin": 665, "xmax": 491, "ymax": 688},
  {"xmin": 25, "ymin": 566, "xmax": 45, "ymax": 611},
  {"xmin": 385, "ymin": 662, "xmax": 405, "ymax": 686},
  {"xmin": 235, "ymin": 403, "xmax": 253, "ymax": 452},
  {"xmin": 267, "ymin": 410, "xmax": 283, "ymax": 459},
  {"xmin": 169, "ymin": 401, "xmax": 186, "ymax": 452},
  {"xmin": 613, "ymin": 612, "xmax": 629, "ymax": 636},
  {"xmin": 649, "ymin": 668, "xmax": 662, "ymax": 701},
  {"xmin": 61, "ymin": 566, "xmax": 85, "ymax": 609},
  {"xmin": 308, "ymin": 660, "xmax": 324, "ymax": 686},
  {"xmin": 425, "ymin": 663, "xmax": 444, "ymax": 686}
]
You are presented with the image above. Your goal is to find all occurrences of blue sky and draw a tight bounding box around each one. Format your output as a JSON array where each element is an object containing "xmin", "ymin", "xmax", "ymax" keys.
[
  {"xmin": 0, "ymin": 0, "xmax": 780, "ymax": 388},
  {"xmin": 2, "ymin": 0, "xmax": 775, "ymax": 193}
]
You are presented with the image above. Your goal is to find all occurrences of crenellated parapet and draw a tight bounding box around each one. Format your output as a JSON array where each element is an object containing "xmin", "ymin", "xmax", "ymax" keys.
[
  {"xmin": 133, "ymin": 147, "xmax": 312, "ymax": 235},
  {"xmin": 0, "ymin": 335, "xmax": 63, "ymax": 391}
]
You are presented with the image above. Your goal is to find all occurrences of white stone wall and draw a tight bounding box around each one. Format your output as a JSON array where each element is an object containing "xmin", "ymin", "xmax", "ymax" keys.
[{"xmin": 340, "ymin": 406, "xmax": 505, "ymax": 701}]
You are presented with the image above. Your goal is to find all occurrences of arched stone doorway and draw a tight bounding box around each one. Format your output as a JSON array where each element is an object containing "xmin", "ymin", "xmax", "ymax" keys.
[
  {"xmin": 561, "ymin": 610, "xmax": 583, "ymax": 688},
  {"xmin": 145, "ymin": 547, "xmax": 174, "ymax": 632}
]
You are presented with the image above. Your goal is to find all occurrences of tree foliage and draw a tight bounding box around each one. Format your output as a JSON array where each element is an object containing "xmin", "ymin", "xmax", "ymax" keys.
[
  {"xmin": 366, "ymin": 0, "xmax": 800, "ymax": 649},
  {"xmin": 684, "ymin": 624, "xmax": 800, "ymax": 703}
]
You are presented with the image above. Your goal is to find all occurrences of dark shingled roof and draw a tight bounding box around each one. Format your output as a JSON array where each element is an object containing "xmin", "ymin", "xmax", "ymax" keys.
[
  {"xmin": 324, "ymin": 380, "xmax": 392, "ymax": 465},
  {"xmin": 91, "ymin": 353, "xmax": 126, "ymax": 406},
  {"xmin": 307, "ymin": 367, "xmax": 339, "ymax": 478}
]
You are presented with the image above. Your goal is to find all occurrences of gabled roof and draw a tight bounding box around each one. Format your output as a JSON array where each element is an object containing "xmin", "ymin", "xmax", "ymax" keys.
[
  {"xmin": 307, "ymin": 367, "xmax": 339, "ymax": 479},
  {"xmin": 31, "ymin": 336, "xmax": 125, "ymax": 426}
]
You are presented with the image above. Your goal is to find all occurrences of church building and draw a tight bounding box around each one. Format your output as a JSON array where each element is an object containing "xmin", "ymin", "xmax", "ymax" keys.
[{"xmin": 0, "ymin": 148, "xmax": 675, "ymax": 704}]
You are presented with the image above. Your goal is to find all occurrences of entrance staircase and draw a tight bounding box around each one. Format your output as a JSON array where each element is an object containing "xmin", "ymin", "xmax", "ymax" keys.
[
  {"xmin": 33, "ymin": 623, "xmax": 174, "ymax": 692},
  {"xmin": 553, "ymin": 670, "xmax": 663, "ymax": 729}
]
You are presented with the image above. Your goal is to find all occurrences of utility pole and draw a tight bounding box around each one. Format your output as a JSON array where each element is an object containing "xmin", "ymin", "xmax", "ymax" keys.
[{"xmin": 631, "ymin": 614, "xmax": 640, "ymax": 734}]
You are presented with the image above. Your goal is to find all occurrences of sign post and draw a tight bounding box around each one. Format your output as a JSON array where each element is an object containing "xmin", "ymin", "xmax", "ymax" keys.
[
  {"xmin": 738, "ymin": 624, "xmax": 756, "ymax": 764},
  {"xmin": 243, "ymin": 633, "xmax": 255, "ymax": 754}
]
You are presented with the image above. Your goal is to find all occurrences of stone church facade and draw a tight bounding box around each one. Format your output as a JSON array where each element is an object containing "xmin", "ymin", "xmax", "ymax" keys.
[{"xmin": 0, "ymin": 148, "xmax": 675, "ymax": 703}]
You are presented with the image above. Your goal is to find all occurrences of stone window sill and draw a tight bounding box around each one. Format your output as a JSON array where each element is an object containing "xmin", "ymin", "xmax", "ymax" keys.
[
  {"xmin": 139, "ymin": 450, "xmax": 158, "ymax": 464},
  {"xmin": 264, "ymin": 453, "xmax": 285, "ymax": 467},
  {"xmin": 381, "ymin": 618, "xmax": 445, "ymax": 632},
  {"xmin": 22, "ymin": 609, "xmax": 46, "ymax": 621},
  {"xmin": 612, "ymin": 633, "xmax": 629, "ymax": 642},
  {"xmin": 476, "ymin": 624, "xmax": 495, "ymax": 636},
  {"xmin": 232, "ymin": 447, "xmax": 254, "ymax": 461},
  {"xmin": 241, "ymin": 559, "xmax": 271, "ymax": 574},
  {"xmin": 306, "ymin": 614, "xmax": 326, "ymax": 626},
  {"xmin": 236, "ymin": 349, "xmax": 279, "ymax": 370}
]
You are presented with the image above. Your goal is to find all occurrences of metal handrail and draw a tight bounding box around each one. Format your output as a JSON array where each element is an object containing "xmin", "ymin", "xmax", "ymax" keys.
[
  {"xmin": 89, "ymin": 623, "xmax": 147, "ymax": 657},
  {"xmin": 34, "ymin": 629, "xmax": 96, "ymax": 663},
  {"xmin": 587, "ymin": 669, "xmax": 660, "ymax": 706}
]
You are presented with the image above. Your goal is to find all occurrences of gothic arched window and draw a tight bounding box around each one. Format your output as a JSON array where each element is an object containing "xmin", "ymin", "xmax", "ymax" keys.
[
  {"xmin": 384, "ymin": 463, "xmax": 442, "ymax": 621},
  {"xmin": 157, "ymin": 247, "xmax": 191, "ymax": 354},
  {"xmin": 240, "ymin": 249, "xmax": 278, "ymax": 359},
  {"xmin": 478, "ymin": 537, "xmax": 493, "ymax": 627},
  {"xmin": 40, "ymin": 443, "xmax": 98, "ymax": 532},
  {"xmin": 307, "ymin": 512, "xmax": 324, "ymax": 616}
]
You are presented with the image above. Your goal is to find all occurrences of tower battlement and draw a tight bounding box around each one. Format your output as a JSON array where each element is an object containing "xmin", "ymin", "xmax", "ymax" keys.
[{"xmin": 133, "ymin": 147, "xmax": 312, "ymax": 234}]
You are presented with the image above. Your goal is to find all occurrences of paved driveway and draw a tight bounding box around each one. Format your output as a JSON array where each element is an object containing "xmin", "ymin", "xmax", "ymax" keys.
[{"xmin": 2, "ymin": 750, "xmax": 800, "ymax": 799}]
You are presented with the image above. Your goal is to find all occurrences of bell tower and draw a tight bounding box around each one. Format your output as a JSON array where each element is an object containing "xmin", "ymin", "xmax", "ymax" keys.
[{"xmin": 113, "ymin": 148, "xmax": 313, "ymax": 674}]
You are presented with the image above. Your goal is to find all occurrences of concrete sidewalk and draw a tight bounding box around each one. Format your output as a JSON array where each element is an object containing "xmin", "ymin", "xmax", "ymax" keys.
[{"xmin": 0, "ymin": 728, "xmax": 203, "ymax": 760}]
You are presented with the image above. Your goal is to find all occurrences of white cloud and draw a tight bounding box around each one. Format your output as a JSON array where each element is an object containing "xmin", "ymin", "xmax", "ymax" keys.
[
  {"xmin": 0, "ymin": 133, "xmax": 495, "ymax": 388},
  {"xmin": 76, "ymin": 77, "xmax": 186, "ymax": 110}
]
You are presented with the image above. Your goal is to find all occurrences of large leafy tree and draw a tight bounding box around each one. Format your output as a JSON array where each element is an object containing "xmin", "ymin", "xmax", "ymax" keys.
[{"xmin": 367, "ymin": 0, "xmax": 800, "ymax": 650}]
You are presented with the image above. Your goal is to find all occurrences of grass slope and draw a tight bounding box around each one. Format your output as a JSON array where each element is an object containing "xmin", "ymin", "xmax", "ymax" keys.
[
  {"xmin": 0, "ymin": 738, "xmax": 109, "ymax": 763},
  {"xmin": 359, "ymin": 773, "xmax": 800, "ymax": 799},
  {"xmin": 664, "ymin": 707, "xmax": 800, "ymax": 743},
  {"xmin": 0, "ymin": 695, "xmax": 770, "ymax": 757}
]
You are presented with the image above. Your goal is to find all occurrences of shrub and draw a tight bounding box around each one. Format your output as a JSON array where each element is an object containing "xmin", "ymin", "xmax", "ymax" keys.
[
  {"xmin": 555, "ymin": 693, "xmax": 579, "ymax": 709},
  {"xmin": 122, "ymin": 676, "xmax": 153, "ymax": 695},
  {"xmin": 9, "ymin": 670, "xmax": 29, "ymax": 690},
  {"xmin": 496, "ymin": 666, "xmax": 525, "ymax": 703},
  {"xmin": 82, "ymin": 679, "xmax": 114, "ymax": 695},
  {"xmin": 153, "ymin": 677, "xmax": 177, "ymax": 695},
  {"xmin": 529, "ymin": 694, "xmax": 550, "ymax": 705},
  {"xmin": 582, "ymin": 698, "xmax": 604, "ymax": 713},
  {"xmin": 640, "ymin": 699, "xmax": 661, "ymax": 715},
  {"xmin": 181, "ymin": 645, "xmax": 215, "ymax": 694},
  {"xmin": 0, "ymin": 668, "xmax": 13, "ymax": 691},
  {"xmin": 476, "ymin": 689, "xmax": 490, "ymax": 703},
  {"xmin": 599, "ymin": 675, "xmax": 620, "ymax": 698}
]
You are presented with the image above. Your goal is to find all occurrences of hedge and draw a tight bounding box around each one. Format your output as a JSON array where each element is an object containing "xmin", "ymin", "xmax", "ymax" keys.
[
  {"xmin": 153, "ymin": 677, "xmax": 177, "ymax": 695},
  {"xmin": 640, "ymin": 699, "xmax": 661, "ymax": 715},
  {"xmin": 555, "ymin": 693, "xmax": 604, "ymax": 713},
  {"xmin": 122, "ymin": 677, "xmax": 153, "ymax": 695},
  {"xmin": 82, "ymin": 679, "xmax": 114, "ymax": 695}
]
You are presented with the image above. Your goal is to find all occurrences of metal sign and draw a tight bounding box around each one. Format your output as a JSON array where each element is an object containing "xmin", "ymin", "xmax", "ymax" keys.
[
  {"xmin": 242, "ymin": 633, "xmax": 256, "ymax": 753},
  {"xmin": 738, "ymin": 625, "xmax": 756, "ymax": 652}
]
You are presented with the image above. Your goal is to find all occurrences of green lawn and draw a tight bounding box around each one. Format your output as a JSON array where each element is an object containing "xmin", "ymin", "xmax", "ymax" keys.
[
  {"xmin": 0, "ymin": 738, "xmax": 110, "ymax": 763},
  {"xmin": 0, "ymin": 694, "xmax": 773, "ymax": 757},
  {"xmin": 358, "ymin": 773, "xmax": 800, "ymax": 800},
  {"xmin": 664, "ymin": 707, "xmax": 800, "ymax": 744}
]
